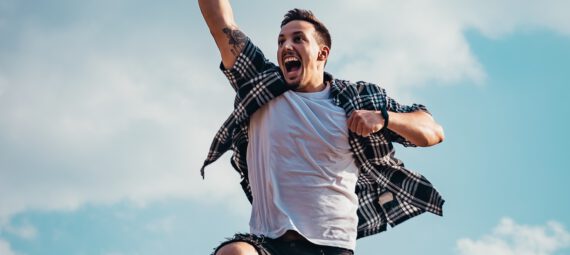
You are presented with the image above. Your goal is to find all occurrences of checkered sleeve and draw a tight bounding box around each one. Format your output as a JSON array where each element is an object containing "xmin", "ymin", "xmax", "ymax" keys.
[
  {"xmin": 385, "ymin": 92, "xmax": 431, "ymax": 147},
  {"xmin": 219, "ymin": 38, "xmax": 272, "ymax": 92},
  {"xmin": 201, "ymin": 37, "xmax": 287, "ymax": 181}
]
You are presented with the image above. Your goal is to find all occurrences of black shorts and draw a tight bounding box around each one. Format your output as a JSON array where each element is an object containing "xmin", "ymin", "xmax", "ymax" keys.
[{"xmin": 212, "ymin": 233, "xmax": 354, "ymax": 255}]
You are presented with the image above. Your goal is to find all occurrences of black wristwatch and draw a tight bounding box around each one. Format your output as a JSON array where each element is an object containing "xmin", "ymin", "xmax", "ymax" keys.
[{"xmin": 380, "ymin": 106, "xmax": 389, "ymax": 131}]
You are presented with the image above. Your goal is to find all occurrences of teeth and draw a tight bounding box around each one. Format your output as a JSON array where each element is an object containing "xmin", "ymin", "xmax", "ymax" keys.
[{"xmin": 284, "ymin": 56, "xmax": 299, "ymax": 63}]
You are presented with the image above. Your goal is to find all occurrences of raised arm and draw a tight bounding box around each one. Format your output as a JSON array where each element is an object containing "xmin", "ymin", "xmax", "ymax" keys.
[{"xmin": 198, "ymin": 0, "xmax": 247, "ymax": 69}]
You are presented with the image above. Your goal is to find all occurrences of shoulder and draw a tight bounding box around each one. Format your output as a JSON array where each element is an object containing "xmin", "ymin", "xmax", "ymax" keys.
[
  {"xmin": 332, "ymin": 78, "xmax": 386, "ymax": 97},
  {"xmin": 221, "ymin": 38, "xmax": 281, "ymax": 90},
  {"xmin": 231, "ymin": 38, "xmax": 273, "ymax": 70}
]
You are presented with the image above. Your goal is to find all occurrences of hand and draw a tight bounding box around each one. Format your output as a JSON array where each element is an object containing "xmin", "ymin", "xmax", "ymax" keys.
[{"xmin": 347, "ymin": 110, "xmax": 385, "ymax": 137}]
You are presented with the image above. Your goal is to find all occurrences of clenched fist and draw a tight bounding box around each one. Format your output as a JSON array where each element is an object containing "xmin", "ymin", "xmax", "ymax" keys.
[{"xmin": 347, "ymin": 110, "xmax": 386, "ymax": 137}]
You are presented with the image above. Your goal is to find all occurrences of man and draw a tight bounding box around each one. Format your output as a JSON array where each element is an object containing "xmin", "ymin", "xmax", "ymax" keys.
[{"xmin": 198, "ymin": 1, "xmax": 445, "ymax": 254}]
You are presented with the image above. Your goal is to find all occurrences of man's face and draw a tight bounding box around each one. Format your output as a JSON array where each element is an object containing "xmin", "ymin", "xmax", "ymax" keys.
[{"xmin": 277, "ymin": 20, "xmax": 326, "ymax": 90}]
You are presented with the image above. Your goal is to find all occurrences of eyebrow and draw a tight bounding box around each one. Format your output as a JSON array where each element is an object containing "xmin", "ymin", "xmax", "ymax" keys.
[{"xmin": 278, "ymin": 31, "xmax": 305, "ymax": 38}]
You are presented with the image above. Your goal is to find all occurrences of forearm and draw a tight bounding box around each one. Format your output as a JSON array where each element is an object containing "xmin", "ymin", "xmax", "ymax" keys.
[
  {"xmin": 198, "ymin": 0, "xmax": 236, "ymax": 32},
  {"xmin": 387, "ymin": 110, "xmax": 444, "ymax": 147},
  {"xmin": 198, "ymin": 0, "xmax": 243, "ymax": 68}
]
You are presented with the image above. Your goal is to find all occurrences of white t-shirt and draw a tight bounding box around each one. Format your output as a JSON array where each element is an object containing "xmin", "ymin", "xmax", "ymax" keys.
[{"xmin": 247, "ymin": 84, "xmax": 359, "ymax": 250}]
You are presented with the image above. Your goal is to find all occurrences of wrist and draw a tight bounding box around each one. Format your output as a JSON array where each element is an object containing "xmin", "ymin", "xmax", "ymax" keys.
[{"xmin": 380, "ymin": 107, "xmax": 389, "ymax": 131}]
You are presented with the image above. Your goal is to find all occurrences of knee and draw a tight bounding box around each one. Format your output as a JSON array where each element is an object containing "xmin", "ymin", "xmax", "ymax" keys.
[{"xmin": 215, "ymin": 241, "xmax": 258, "ymax": 255}]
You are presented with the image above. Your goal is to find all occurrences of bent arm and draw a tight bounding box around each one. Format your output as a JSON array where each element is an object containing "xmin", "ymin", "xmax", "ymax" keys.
[
  {"xmin": 347, "ymin": 109, "xmax": 444, "ymax": 147},
  {"xmin": 198, "ymin": 0, "xmax": 247, "ymax": 68},
  {"xmin": 387, "ymin": 110, "xmax": 444, "ymax": 147}
]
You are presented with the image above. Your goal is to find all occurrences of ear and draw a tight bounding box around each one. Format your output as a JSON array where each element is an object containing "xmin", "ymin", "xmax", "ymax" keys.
[{"xmin": 317, "ymin": 46, "xmax": 330, "ymax": 62}]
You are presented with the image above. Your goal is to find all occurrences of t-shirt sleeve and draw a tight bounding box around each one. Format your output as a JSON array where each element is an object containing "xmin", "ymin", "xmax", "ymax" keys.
[
  {"xmin": 219, "ymin": 37, "xmax": 274, "ymax": 92},
  {"xmin": 385, "ymin": 94, "xmax": 431, "ymax": 147}
]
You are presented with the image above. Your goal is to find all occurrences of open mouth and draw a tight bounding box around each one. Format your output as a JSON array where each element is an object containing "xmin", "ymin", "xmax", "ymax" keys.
[{"xmin": 284, "ymin": 56, "xmax": 302, "ymax": 74}]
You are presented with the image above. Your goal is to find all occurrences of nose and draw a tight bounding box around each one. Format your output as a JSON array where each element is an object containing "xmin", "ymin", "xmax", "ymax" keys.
[{"xmin": 282, "ymin": 40, "xmax": 294, "ymax": 51}]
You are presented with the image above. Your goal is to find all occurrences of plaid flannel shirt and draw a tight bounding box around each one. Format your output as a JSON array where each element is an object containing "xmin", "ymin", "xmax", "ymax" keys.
[{"xmin": 200, "ymin": 38, "xmax": 444, "ymax": 239}]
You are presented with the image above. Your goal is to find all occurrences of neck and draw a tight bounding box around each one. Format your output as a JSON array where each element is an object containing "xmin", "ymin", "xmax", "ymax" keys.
[
  {"xmin": 294, "ymin": 72, "xmax": 325, "ymax": 92},
  {"xmin": 295, "ymin": 83, "xmax": 325, "ymax": 93}
]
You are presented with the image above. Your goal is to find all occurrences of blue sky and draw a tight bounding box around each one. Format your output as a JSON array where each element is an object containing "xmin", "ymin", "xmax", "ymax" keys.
[{"xmin": 1, "ymin": 1, "xmax": 569, "ymax": 255}]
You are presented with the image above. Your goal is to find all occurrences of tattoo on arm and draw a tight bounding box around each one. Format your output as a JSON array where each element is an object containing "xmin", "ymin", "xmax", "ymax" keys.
[{"xmin": 222, "ymin": 28, "xmax": 247, "ymax": 56}]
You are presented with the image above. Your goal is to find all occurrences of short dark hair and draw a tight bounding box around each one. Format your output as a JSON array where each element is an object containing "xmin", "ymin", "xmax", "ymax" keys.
[{"xmin": 281, "ymin": 9, "xmax": 331, "ymax": 49}]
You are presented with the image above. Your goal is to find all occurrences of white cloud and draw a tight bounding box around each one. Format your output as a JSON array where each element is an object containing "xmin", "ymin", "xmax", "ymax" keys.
[
  {"xmin": 0, "ymin": 0, "xmax": 245, "ymax": 225},
  {"xmin": 326, "ymin": 0, "xmax": 486, "ymax": 93},
  {"xmin": 0, "ymin": 239, "xmax": 18, "ymax": 255},
  {"xmin": 0, "ymin": 0, "xmax": 569, "ymax": 230},
  {"xmin": 2, "ymin": 221, "xmax": 37, "ymax": 240},
  {"xmin": 457, "ymin": 218, "xmax": 570, "ymax": 255},
  {"xmin": 445, "ymin": 0, "xmax": 570, "ymax": 39},
  {"xmin": 318, "ymin": 0, "xmax": 570, "ymax": 96}
]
